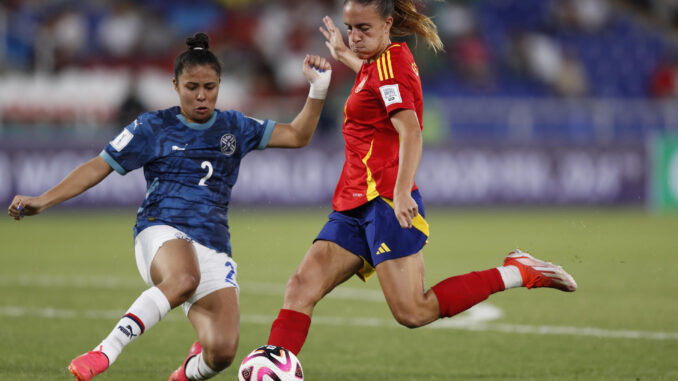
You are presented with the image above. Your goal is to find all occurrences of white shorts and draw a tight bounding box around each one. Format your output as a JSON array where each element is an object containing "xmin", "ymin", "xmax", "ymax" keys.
[{"xmin": 134, "ymin": 225, "xmax": 239, "ymax": 315}]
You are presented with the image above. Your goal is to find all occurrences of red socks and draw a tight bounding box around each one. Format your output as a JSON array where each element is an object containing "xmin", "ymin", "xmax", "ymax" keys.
[
  {"xmin": 431, "ymin": 268, "xmax": 505, "ymax": 318},
  {"xmin": 268, "ymin": 309, "xmax": 311, "ymax": 355},
  {"xmin": 268, "ymin": 269, "xmax": 504, "ymax": 351}
]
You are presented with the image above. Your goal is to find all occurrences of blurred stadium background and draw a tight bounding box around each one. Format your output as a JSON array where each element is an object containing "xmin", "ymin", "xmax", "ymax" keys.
[{"xmin": 0, "ymin": 0, "xmax": 677, "ymax": 209}]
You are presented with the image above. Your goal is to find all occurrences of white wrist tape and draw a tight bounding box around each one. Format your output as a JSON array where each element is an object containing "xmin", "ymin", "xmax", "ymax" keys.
[{"xmin": 308, "ymin": 69, "xmax": 332, "ymax": 100}]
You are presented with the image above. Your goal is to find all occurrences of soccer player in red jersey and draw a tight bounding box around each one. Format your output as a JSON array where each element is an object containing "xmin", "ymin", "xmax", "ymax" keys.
[{"xmin": 265, "ymin": 0, "xmax": 577, "ymax": 357}]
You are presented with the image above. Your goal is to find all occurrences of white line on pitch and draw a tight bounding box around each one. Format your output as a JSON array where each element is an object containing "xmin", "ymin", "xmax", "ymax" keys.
[
  {"xmin": 0, "ymin": 274, "xmax": 387, "ymax": 302},
  {"xmin": 1, "ymin": 306, "xmax": 676, "ymax": 341}
]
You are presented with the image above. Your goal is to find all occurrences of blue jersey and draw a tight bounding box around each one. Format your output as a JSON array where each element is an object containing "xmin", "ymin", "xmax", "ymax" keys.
[{"xmin": 100, "ymin": 106, "xmax": 275, "ymax": 255}]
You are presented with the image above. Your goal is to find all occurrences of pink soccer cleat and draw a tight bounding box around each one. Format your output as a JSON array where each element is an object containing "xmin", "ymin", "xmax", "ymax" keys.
[
  {"xmin": 68, "ymin": 350, "xmax": 109, "ymax": 381},
  {"xmin": 169, "ymin": 341, "xmax": 202, "ymax": 381},
  {"xmin": 503, "ymin": 249, "xmax": 577, "ymax": 292}
]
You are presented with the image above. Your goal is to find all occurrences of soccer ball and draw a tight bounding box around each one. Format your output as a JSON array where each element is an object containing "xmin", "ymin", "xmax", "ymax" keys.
[{"xmin": 238, "ymin": 345, "xmax": 304, "ymax": 381}]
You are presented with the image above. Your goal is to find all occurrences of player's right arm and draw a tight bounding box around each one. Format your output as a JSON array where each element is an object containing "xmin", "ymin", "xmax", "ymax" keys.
[
  {"xmin": 7, "ymin": 156, "xmax": 113, "ymax": 220},
  {"xmin": 320, "ymin": 16, "xmax": 362, "ymax": 73},
  {"xmin": 267, "ymin": 55, "xmax": 332, "ymax": 148}
]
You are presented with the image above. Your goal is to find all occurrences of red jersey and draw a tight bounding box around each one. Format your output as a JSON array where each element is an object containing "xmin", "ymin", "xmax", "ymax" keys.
[{"xmin": 332, "ymin": 42, "xmax": 423, "ymax": 211}]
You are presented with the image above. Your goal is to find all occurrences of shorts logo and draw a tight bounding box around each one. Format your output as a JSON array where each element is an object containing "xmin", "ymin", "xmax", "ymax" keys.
[
  {"xmin": 379, "ymin": 84, "xmax": 402, "ymax": 106},
  {"xmin": 376, "ymin": 242, "xmax": 391, "ymax": 255},
  {"xmin": 174, "ymin": 232, "xmax": 193, "ymax": 242},
  {"xmin": 220, "ymin": 134, "xmax": 237, "ymax": 156}
]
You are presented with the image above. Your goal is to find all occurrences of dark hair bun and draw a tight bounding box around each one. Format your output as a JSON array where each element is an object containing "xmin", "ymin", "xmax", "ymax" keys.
[{"xmin": 186, "ymin": 32, "xmax": 210, "ymax": 51}]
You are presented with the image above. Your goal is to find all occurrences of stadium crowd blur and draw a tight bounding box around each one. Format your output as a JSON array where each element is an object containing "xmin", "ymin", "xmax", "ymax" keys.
[{"xmin": 1, "ymin": 0, "xmax": 677, "ymax": 142}]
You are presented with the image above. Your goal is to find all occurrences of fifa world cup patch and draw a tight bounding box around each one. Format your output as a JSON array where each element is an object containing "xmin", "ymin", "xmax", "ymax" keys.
[
  {"xmin": 379, "ymin": 84, "xmax": 402, "ymax": 106},
  {"xmin": 111, "ymin": 129, "xmax": 134, "ymax": 152},
  {"xmin": 221, "ymin": 133, "xmax": 237, "ymax": 156}
]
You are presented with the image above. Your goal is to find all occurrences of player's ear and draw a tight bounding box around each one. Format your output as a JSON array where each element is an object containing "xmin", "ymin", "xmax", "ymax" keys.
[
  {"xmin": 172, "ymin": 77, "xmax": 179, "ymax": 93},
  {"xmin": 384, "ymin": 16, "xmax": 393, "ymax": 32}
]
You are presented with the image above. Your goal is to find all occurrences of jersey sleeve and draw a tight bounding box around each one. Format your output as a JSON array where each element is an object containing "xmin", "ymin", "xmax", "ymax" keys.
[
  {"xmin": 100, "ymin": 116, "xmax": 155, "ymax": 175},
  {"xmin": 234, "ymin": 111, "xmax": 276, "ymax": 156},
  {"xmin": 373, "ymin": 46, "xmax": 419, "ymax": 115}
]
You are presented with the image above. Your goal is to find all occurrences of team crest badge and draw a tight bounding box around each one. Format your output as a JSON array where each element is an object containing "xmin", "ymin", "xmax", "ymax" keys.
[
  {"xmin": 220, "ymin": 134, "xmax": 237, "ymax": 156},
  {"xmin": 411, "ymin": 62, "xmax": 419, "ymax": 77},
  {"xmin": 355, "ymin": 75, "xmax": 368, "ymax": 93}
]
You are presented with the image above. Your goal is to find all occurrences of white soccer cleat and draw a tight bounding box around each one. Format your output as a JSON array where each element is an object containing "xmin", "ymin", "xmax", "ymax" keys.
[{"xmin": 503, "ymin": 249, "xmax": 577, "ymax": 292}]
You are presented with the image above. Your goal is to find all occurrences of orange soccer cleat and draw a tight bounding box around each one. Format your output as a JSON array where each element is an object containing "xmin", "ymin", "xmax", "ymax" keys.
[
  {"xmin": 169, "ymin": 341, "xmax": 202, "ymax": 381},
  {"xmin": 68, "ymin": 350, "xmax": 109, "ymax": 381},
  {"xmin": 503, "ymin": 249, "xmax": 578, "ymax": 292}
]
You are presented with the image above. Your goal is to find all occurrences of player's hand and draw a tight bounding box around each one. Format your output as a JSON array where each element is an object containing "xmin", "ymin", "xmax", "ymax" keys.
[
  {"xmin": 303, "ymin": 54, "xmax": 331, "ymax": 83},
  {"xmin": 7, "ymin": 195, "xmax": 44, "ymax": 221},
  {"xmin": 393, "ymin": 192, "xmax": 418, "ymax": 229},
  {"xmin": 319, "ymin": 16, "xmax": 350, "ymax": 62},
  {"xmin": 304, "ymin": 55, "xmax": 332, "ymax": 100}
]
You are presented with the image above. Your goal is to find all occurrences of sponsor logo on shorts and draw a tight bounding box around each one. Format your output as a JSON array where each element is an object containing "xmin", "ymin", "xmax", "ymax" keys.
[
  {"xmin": 376, "ymin": 242, "xmax": 391, "ymax": 255},
  {"xmin": 174, "ymin": 232, "xmax": 193, "ymax": 242}
]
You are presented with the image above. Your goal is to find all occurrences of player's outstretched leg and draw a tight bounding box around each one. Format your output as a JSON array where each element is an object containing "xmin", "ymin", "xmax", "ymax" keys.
[
  {"xmin": 503, "ymin": 249, "xmax": 577, "ymax": 291},
  {"xmin": 68, "ymin": 348, "xmax": 109, "ymax": 381},
  {"xmin": 169, "ymin": 341, "xmax": 202, "ymax": 381}
]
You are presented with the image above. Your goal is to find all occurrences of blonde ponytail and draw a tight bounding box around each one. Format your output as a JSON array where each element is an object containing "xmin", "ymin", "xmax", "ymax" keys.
[{"xmin": 391, "ymin": 0, "xmax": 444, "ymax": 53}]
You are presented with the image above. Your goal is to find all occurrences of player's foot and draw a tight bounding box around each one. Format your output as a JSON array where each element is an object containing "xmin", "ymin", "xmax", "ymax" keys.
[
  {"xmin": 68, "ymin": 350, "xmax": 109, "ymax": 381},
  {"xmin": 503, "ymin": 249, "xmax": 577, "ymax": 292},
  {"xmin": 169, "ymin": 341, "xmax": 202, "ymax": 381}
]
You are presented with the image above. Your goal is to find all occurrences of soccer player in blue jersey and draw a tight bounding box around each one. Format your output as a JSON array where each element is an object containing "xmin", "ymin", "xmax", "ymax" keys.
[{"xmin": 7, "ymin": 32, "xmax": 332, "ymax": 381}]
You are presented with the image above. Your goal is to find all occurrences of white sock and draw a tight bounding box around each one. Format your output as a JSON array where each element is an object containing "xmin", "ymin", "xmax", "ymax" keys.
[
  {"xmin": 97, "ymin": 287, "xmax": 171, "ymax": 364},
  {"xmin": 497, "ymin": 265, "xmax": 524, "ymax": 289},
  {"xmin": 185, "ymin": 353, "xmax": 220, "ymax": 380}
]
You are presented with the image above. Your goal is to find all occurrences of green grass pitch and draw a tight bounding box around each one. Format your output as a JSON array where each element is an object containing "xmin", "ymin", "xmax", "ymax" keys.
[{"xmin": 1, "ymin": 207, "xmax": 677, "ymax": 380}]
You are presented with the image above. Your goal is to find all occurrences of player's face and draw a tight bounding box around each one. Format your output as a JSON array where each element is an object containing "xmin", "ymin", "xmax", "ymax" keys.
[
  {"xmin": 343, "ymin": 1, "xmax": 393, "ymax": 62},
  {"xmin": 173, "ymin": 64, "xmax": 220, "ymax": 124}
]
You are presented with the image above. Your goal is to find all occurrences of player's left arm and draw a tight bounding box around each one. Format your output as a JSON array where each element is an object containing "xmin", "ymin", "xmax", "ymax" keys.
[
  {"xmin": 267, "ymin": 55, "xmax": 332, "ymax": 148},
  {"xmin": 7, "ymin": 156, "xmax": 113, "ymax": 220},
  {"xmin": 390, "ymin": 109, "xmax": 423, "ymax": 229}
]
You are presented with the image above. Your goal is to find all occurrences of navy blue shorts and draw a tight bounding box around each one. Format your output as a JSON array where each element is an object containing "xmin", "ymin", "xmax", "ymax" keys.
[{"xmin": 315, "ymin": 190, "xmax": 429, "ymax": 281}]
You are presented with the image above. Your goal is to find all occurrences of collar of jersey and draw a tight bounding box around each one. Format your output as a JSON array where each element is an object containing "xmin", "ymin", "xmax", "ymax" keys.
[{"xmin": 176, "ymin": 111, "xmax": 217, "ymax": 130}]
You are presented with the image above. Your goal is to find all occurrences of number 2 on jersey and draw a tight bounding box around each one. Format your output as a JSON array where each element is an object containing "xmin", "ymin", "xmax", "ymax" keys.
[{"xmin": 199, "ymin": 161, "xmax": 213, "ymax": 186}]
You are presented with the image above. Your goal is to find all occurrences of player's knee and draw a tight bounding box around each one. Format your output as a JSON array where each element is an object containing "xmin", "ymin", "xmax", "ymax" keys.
[
  {"xmin": 285, "ymin": 272, "xmax": 323, "ymax": 306},
  {"xmin": 392, "ymin": 310, "xmax": 428, "ymax": 328},
  {"xmin": 162, "ymin": 273, "xmax": 200, "ymax": 304},
  {"xmin": 202, "ymin": 337, "xmax": 238, "ymax": 371},
  {"xmin": 390, "ymin": 300, "xmax": 436, "ymax": 329}
]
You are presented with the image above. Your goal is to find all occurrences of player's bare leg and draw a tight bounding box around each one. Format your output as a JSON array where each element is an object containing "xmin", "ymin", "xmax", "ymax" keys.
[
  {"xmin": 376, "ymin": 252, "xmax": 441, "ymax": 328},
  {"xmin": 268, "ymin": 240, "xmax": 363, "ymax": 354},
  {"xmin": 150, "ymin": 239, "xmax": 202, "ymax": 308},
  {"xmin": 169, "ymin": 287, "xmax": 240, "ymax": 380},
  {"xmin": 378, "ymin": 249, "xmax": 577, "ymax": 327},
  {"xmin": 69, "ymin": 239, "xmax": 199, "ymax": 381},
  {"xmin": 282, "ymin": 240, "xmax": 363, "ymax": 315}
]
